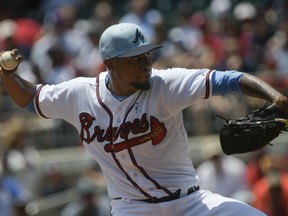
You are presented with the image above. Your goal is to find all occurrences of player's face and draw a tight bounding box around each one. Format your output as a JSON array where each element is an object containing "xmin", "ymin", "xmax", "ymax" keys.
[{"xmin": 116, "ymin": 52, "xmax": 152, "ymax": 90}]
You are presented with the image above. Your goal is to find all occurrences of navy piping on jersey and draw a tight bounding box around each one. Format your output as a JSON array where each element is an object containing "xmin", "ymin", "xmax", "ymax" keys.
[
  {"xmin": 96, "ymin": 74, "xmax": 152, "ymax": 198},
  {"xmin": 204, "ymin": 69, "xmax": 212, "ymax": 99},
  {"xmin": 96, "ymin": 74, "xmax": 174, "ymax": 198},
  {"xmin": 127, "ymin": 147, "xmax": 174, "ymax": 196},
  {"xmin": 35, "ymin": 84, "xmax": 48, "ymax": 118}
]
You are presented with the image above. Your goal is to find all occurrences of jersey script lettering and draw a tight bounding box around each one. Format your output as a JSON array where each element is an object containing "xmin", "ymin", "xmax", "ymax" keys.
[{"xmin": 79, "ymin": 113, "xmax": 167, "ymax": 152}]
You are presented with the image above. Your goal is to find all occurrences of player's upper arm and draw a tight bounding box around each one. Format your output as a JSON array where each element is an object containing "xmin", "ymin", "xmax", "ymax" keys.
[
  {"xmin": 152, "ymin": 68, "xmax": 211, "ymax": 113},
  {"xmin": 34, "ymin": 77, "xmax": 93, "ymax": 121},
  {"xmin": 211, "ymin": 70, "xmax": 243, "ymax": 96}
]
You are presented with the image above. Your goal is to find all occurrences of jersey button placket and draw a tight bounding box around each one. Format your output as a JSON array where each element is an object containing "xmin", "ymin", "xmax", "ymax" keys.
[{"xmin": 115, "ymin": 106, "xmax": 122, "ymax": 124}]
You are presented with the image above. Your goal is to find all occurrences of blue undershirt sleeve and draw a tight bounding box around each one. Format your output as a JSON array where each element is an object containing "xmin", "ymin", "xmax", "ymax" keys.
[
  {"xmin": 211, "ymin": 70, "xmax": 243, "ymax": 96},
  {"xmin": 25, "ymin": 99, "xmax": 36, "ymax": 113}
]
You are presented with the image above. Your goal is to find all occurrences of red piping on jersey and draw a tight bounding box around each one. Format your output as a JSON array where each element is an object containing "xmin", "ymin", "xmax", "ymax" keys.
[
  {"xmin": 35, "ymin": 84, "xmax": 48, "ymax": 119},
  {"xmin": 204, "ymin": 69, "xmax": 212, "ymax": 99},
  {"xmin": 95, "ymin": 74, "xmax": 153, "ymax": 199},
  {"xmin": 118, "ymin": 88, "xmax": 173, "ymax": 195},
  {"xmin": 111, "ymin": 151, "xmax": 152, "ymax": 198},
  {"xmin": 127, "ymin": 148, "xmax": 174, "ymax": 196},
  {"xmin": 121, "ymin": 104, "xmax": 173, "ymax": 196}
]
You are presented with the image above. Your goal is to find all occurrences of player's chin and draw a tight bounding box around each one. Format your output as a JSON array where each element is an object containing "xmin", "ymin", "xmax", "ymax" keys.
[{"xmin": 130, "ymin": 81, "xmax": 150, "ymax": 91}]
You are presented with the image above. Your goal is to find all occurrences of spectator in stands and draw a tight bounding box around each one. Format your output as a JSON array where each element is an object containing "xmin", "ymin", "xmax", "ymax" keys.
[
  {"xmin": 166, "ymin": 1, "xmax": 202, "ymax": 53},
  {"xmin": 233, "ymin": 2, "xmax": 268, "ymax": 72},
  {"xmin": 76, "ymin": 21, "xmax": 105, "ymax": 77},
  {"xmin": 2, "ymin": 115, "xmax": 41, "ymax": 199},
  {"xmin": 251, "ymin": 153, "xmax": 288, "ymax": 216},
  {"xmin": 90, "ymin": 1, "xmax": 116, "ymax": 30},
  {"xmin": 60, "ymin": 173, "xmax": 110, "ymax": 216},
  {"xmin": 119, "ymin": 0, "xmax": 163, "ymax": 42},
  {"xmin": 0, "ymin": 19, "xmax": 41, "ymax": 84},
  {"xmin": 30, "ymin": 3, "xmax": 93, "ymax": 81},
  {"xmin": 44, "ymin": 42, "xmax": 76, "ymax": 84},
  {"xmin": 261, "ymin": 19, "xmax": 288, "ymax": 93},
  {"xmin": 0, "ymin": 151, "xmax": 30, "ymax": 216},
  {"xmin": 244, "ymin": 150, "xmax": 267, "ymax": 189},
  {"xmin": 40, "ymin": 164, "xmax": 68, "ymax": 197},
  {"xmin": 196, "ymin": 143, "xmax": 249, "ymax": 200}
]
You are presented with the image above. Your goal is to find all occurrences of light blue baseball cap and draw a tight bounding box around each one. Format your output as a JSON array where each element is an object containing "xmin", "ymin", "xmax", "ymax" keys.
[{"xmin": 99, "ymin": 23, "xmax": 163, "ymax": 60}]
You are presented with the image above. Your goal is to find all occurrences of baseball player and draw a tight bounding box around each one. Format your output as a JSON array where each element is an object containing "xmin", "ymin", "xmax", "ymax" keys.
[{"xmin": 1, "ymin": 23, "xmax": 288, "ymax": 216}]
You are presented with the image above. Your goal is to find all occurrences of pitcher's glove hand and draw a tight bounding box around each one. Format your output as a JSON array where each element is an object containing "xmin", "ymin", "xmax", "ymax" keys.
[{"xmin": 218, "ymin": 104, "xmax": 288, "ymax": 155}]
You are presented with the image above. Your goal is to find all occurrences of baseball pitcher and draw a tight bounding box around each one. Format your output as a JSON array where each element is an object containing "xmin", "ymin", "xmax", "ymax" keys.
[{"xmin": 1, "ymin": 23, "xmax": 288, "ymax": 216}]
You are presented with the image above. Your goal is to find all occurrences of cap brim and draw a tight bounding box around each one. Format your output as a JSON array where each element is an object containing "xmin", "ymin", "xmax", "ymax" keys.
[{"xmin": 117, "ymin": 44, "xmax": 163, "ymax": 58}]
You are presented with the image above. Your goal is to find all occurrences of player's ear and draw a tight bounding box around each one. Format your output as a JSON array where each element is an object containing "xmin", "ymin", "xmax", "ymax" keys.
[{"xmin": 104, "ymin": 59, "xmax": 115, "ymax": 71}]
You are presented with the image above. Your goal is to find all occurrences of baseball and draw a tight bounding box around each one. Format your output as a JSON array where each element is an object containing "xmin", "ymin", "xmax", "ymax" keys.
[{"xmin": 0, "ymin": 51, "xmax": 19, "ymax": 70}]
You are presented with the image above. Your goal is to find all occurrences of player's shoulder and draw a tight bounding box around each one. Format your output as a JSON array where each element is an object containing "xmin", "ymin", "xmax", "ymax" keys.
[
  {"xmin": 51, "ymin": 76, "xmax": 98, "ymax": 94},
  {"xmin": 64, "ymin": 76, "xmax": 97, "ymax": 85},
  {"xmin": 61, "ymin": 72, "xmax": 108, "ymax": 87},
  {"xmin": 151, "ymin": 68, "xmax": 210, "ymax": 80},
  {"xmin": 152, "ymin": 68, "xmax": 209, "ymax": 75}
]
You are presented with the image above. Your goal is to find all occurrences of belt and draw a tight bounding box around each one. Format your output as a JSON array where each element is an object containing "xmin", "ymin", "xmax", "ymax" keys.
[{"xmin": 138, "ymin": 185, "xmax": 200, "ymax": 204}]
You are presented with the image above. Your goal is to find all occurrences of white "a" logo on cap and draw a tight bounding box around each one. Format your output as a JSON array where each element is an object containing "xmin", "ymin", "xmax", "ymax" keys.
[{"xmin": 132, "ymin": 28, "xmax": 144, "ymax": 43}]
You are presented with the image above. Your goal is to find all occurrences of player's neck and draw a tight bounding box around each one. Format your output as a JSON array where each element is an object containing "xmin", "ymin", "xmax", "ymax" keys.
[{"xmin": 107, "ymin": 75, "xmax": 137, "ymax": 96}]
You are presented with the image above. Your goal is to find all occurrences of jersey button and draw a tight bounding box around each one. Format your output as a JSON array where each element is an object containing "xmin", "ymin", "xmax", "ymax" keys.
[{"xmin": 133, "ymin": 172, "xmax": 138, "ymax": 177}]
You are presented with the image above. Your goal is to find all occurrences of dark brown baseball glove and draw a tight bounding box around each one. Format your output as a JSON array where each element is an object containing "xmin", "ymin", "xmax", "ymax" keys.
[{"xmin": 218, "ymin": 104, "xmax": 288, "ymax": 155}]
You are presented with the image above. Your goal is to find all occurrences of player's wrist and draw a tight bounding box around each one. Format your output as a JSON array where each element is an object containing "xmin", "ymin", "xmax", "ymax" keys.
[
  {"xmin": 272, "ymin": 96, "xmax": 288, "ymax": 115},
  {"xmin": 0, "ymin": 68, "xmax": 17, "ymax": 79}
]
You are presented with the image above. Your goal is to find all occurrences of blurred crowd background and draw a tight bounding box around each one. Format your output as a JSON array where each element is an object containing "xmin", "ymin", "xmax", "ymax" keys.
[{"xmin": 0, "ymin": 0, "xmax": 288, "ymax": 215}]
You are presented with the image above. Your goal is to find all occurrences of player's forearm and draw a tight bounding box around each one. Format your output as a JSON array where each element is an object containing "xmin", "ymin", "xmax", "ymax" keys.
[
  {"xmin": 239, "ymin": 73, "xmax": 288, "ymax": 112},
  {"xmin": 0, "ymin": 72, "xmax": 36, "ymax": 108}
]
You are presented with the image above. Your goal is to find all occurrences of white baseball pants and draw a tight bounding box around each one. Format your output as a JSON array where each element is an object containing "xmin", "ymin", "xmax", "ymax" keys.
[{"xmin": 110, "ymin": 189, "xmax": 266, "ymax": 216}]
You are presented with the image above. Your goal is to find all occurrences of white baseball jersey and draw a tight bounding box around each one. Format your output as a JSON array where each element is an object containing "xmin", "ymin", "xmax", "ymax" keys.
[
  {"xmin": 33, "ymin": 68, "xmax": 266, "ymax": 216},
  {"xmin": 34, "ymin": 68, "xmax": 209, "ymax": 198}
]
